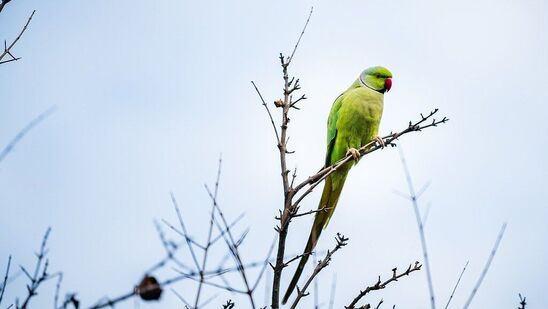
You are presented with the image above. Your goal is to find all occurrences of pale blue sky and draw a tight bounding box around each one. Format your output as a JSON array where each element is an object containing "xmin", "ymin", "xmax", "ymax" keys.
[{"xmin": 1, "ymin": 0, "xmax": 547, "ymax": 308}]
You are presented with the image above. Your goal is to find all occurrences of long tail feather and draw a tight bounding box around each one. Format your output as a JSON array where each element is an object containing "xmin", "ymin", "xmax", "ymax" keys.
[{"xmin": 282, "ymin": 172, "xmax": 348, "ymax": 304}]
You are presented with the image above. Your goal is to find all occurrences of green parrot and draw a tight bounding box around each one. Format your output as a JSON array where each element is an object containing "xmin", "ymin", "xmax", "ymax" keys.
[{"xmin": 282, "ymin": 66, "xmax": 393, "ymax": 304}]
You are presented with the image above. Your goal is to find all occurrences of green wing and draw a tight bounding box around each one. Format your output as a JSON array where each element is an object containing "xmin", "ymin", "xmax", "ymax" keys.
[{"xmin": 325, "ymin": 93, "xmax": 345, "ymax": 166}]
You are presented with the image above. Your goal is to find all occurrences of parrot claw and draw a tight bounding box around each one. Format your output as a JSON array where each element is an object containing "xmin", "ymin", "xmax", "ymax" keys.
[
  {"xmin": 374, "ymin": 136, "xmax": 385, "ymax": 149},
  {"xmin": 346, "ymin": 148, "xmax": 360, "ymax": 161}
]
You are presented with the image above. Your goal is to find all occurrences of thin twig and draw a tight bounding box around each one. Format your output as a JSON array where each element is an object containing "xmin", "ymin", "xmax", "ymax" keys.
[
  {"xmin": 345, "ymin": 262, "xmax": 423, "ymax": 309},
  {"xmin": 148, "ymin": 213, "xmax": 245, "ymax": 275},
  {"xmin": 443, "ymin": 261, "xmax": 469, "ymax": 309},
  {"xmin": 172, "ymin": 269, "xmax": 248, "ymax": 294},
  {"xmin": 0, "ymin": 10, "xmax": 35, "ymax": 64},
  {"xmin": 169, "ymin": 193, "xmax": 202, "ymax": 269},
  {"xmin": 287, "ymin": 7, "xmax": 313, "ymax": 64},
  {"xmin": 292, "ymin": 207, "xmax": 331, "ymax": 218},
  {"xmin": 251, "ymin": 81, "xmax": 280, "ymax": 143},
  {"xmin": 0, "ymin": 106, "xmax": 57, "ymax": 165},
  {"xmin": 463, "ymin": 223, "xmax": 507, "ymax": 309}
]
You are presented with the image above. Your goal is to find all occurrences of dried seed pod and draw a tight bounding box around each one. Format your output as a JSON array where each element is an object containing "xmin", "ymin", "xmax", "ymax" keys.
[{"xmin": 137, "ymin": 276, "xmax": 162, "ymax": 301}]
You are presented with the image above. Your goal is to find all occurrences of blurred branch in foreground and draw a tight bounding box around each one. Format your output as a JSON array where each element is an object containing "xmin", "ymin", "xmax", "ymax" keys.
[
  {"xmin": 0, "ymin": 106, "xmax": 57, "ymax": 165},
  {"xmin": 398, "ymin": 150, "xmax": 508, "ymax": 309},
  {"xmin": 463, "ymin": 222, "xmax": 507, "ymax": 309},
  {"xmin": 87, "ymin": 157, "xmax": 275, "ymax": 309},
  {"xmin": 398, "ymin": 147, "xmax": 436, "ymax": 309}
]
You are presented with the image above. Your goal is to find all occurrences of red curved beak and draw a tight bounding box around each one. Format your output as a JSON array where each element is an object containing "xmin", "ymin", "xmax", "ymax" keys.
[{"xmin": 384, "ymin": 78, "xmax": 392, "ymax": 92}]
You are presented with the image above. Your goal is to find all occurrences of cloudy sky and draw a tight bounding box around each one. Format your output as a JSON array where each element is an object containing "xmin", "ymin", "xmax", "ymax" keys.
[{"xmin": 1, "ymin": 0, "xmax": 547, "ymax": 308}]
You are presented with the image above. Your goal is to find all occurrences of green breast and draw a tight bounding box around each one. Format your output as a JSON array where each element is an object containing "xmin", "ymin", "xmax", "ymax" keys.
[{"xmin": 330, "ymin": 87, "xmax": 384, "ymax": 164}]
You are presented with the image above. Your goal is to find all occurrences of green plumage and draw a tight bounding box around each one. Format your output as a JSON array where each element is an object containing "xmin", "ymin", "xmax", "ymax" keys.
[{"xmin": 282, "ymin": 66, "xmax": 392, "ymax": 304}]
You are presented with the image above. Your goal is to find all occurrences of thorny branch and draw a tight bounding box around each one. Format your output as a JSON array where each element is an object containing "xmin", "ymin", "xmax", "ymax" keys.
[
  {"xmin": 345, "ymin": 262, "xmax": 423, "ymax": 309},
  {"xmin": 0, "ymin": 10, "xmax": 35, "ymax": 65}
]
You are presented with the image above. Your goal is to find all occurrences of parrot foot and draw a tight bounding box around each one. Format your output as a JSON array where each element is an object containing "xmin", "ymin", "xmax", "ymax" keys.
[
  {"xmin": 374, "ymin": 136, "xmax": 385, "ymax": 149},
  {"xmin": 346, "ymin": 148, "xmax": 361, "ymax": 161}
]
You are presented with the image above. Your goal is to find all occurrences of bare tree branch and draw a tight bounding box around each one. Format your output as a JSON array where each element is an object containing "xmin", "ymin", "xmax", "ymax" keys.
[
  {"xmin": 169, "ymin": 192, "xmax": 202, "ymax": 269},
  {"xmin": 345, "ymin": 262, "xmax": 422, "ymax": 309},
  {"xmin": 0, "ymin": 106, "xmax": 57, "ymax": 165},
  {"xmin": 266, "ymin": 8, "xmax": 314, "ymax": 307}
]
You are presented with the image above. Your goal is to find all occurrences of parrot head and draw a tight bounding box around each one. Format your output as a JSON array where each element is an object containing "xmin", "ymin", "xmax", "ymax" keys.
[{"xmin": 359, "ymin": 66, "xmax": 393, "ymax": 93}]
